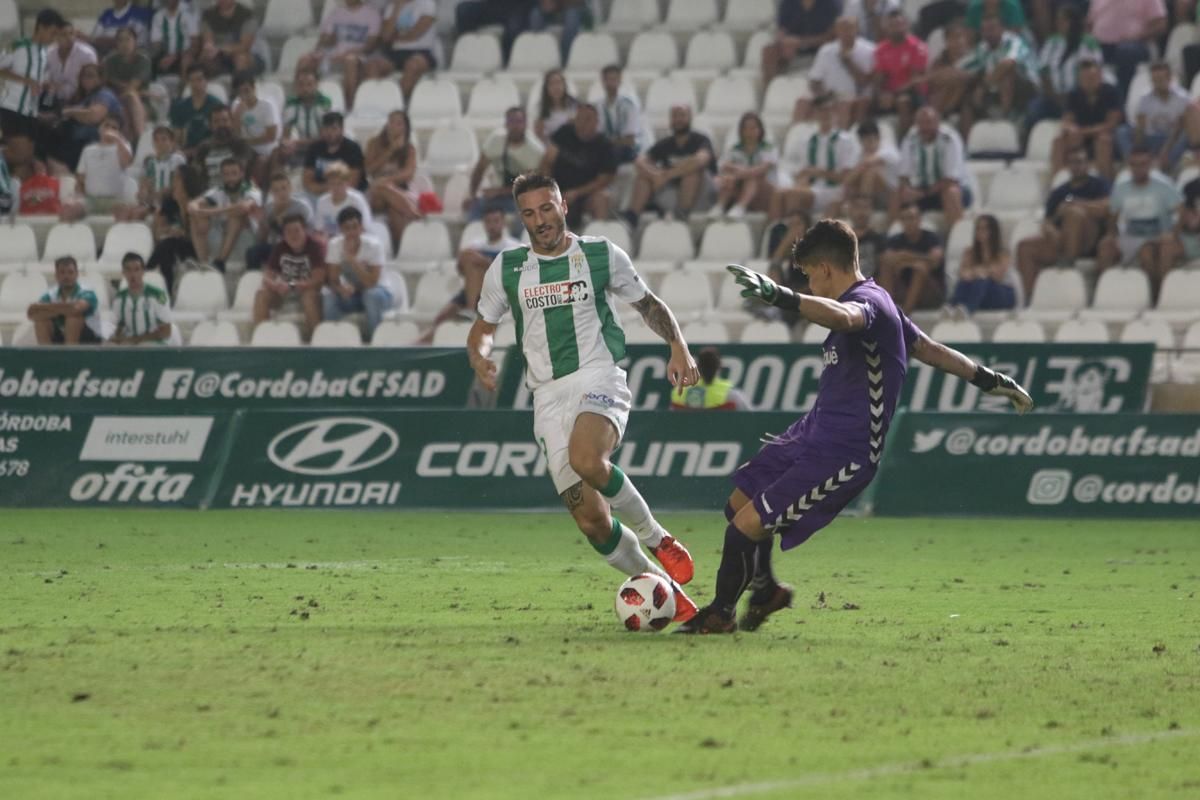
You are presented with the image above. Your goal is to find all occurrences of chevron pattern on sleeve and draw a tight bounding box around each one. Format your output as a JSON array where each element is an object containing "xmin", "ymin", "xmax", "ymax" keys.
[{"xmin": 864, "ymin": 339, "xmax": 885, "ymax": 465}]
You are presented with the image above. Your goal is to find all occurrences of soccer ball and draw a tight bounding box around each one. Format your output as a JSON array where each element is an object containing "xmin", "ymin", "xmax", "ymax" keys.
[{"xmin": 614, "ymin": 573, "xmax": 676, "ymax": 632}]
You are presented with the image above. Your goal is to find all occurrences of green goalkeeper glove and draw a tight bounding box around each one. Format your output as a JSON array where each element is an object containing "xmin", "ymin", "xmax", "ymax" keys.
[
  {"xmin": 727, "ymin": 263, "xmax": 780, "ymax": 306},
  {"xmin": 970, "ymin": 365, "xmax": 1034, "ymax": 414}
]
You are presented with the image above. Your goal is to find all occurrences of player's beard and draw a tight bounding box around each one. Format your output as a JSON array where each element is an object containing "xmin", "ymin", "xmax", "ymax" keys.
[{"xmin": 535, "ymin": 216, "xmax": 566, "ymax": 252}]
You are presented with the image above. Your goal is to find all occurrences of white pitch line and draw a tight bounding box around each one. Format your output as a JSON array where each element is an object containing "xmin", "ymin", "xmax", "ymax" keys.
[{"xmin": 641, "ymin": 728, "xmax": 1198, "ymax": 800}]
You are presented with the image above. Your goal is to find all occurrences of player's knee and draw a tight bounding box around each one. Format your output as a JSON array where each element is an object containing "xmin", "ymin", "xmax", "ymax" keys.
[
  {"xmin": 568, "ymin": 450, "xmax": 607, "ymax": 486},
  {"xmin": 574, "ymin": 509, "xmax": 610, "ymax": 542}
]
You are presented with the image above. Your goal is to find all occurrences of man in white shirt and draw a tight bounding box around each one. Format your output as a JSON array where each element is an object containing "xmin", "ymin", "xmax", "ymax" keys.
[
  {"xmin": 1116, "ymin": 60, "xmax": 1190, "ymax": 172},
  {"xmin": 595, "ymin": 64, "xmax": 643, "ymax": 164},
  {"xmin": 841, "ymin": 119, "xmax": 900, "ymax": 211},
  {"xmin": 465, "ymin": 106, "xmax": 544, "ymax": 227},
  {"xmin": 47, "ymin": 22, "xmax": 96, "ymax": 105},
  {"xmin": 298, "ymin": 0, "xmax": 380, "ymax": 110},
  {"xmin": 891, "ymin": 105, "xmax": 972, "ymax": 230},
  {"xmin": 187, "ymin": 157, "xmax": 262, "ymax": 270},
  {"xmin": 770, "ymin": 93, "xmax": 860, "ymax": 219},
  {"xmin": 232, "ymin": 72, "xmax": 280, "ymax": 183},
  {"xmin": 314, "ymin": 161, "xmax": 372, "ymax": 236},
  {"xmin": 62, "ymin": 116, "xmax": 133, "ymax": 220},
  {"xmin": 806, "ymin": 16, "xmax": 874, "ymax": 127},
  {"xmin": 322, "ymin": 205, "xmax": 395, "ymax": 337}
]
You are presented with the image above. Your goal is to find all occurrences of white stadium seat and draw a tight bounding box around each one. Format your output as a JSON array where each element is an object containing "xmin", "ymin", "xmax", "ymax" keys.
[
  {"xmin": 986, "ymin": 169, "xmax": 1045, "ymax": 217},
  {"xmin": 352, "ymin": 79, "xmax": 404, "ymax": 118},
  {"xmin": 258, "ymin": 81, "xmax": 286, "ymax": 116},
  {"xmin": 565, "ymin": 32, "xmax": 620, "ymax": 78},
  {"xmin": 682, "ymin": 319, "xmax": 730, "ymax": 342},
  {"xmin": 627, "ymin": 32, "xmax": 680, "ymax": 76},
  {"xmin": 1174, "ymin": 320, "xmax": 1200, "ymax": 380},
  {"xmin": 967, "ymin": 120, "xmax": 1021, "ymax": 156},
  {"xmin": 643, "ymin": 75, "xmax": 699, "ymax": 128},
  {"xmin": 991, "ymin": 319, "xmax": 1046, "ymax": 343},
  {"xmin": 43, "ymin": 223, "xmax": 97, "ymax": 263},
  {"xmin": 445, "ymin": 32, "xmax": 503, "ymax": 79},
  {"xmin": 735, "ymin": 30, "xmax": 772, "ymax": 78},
  {"xmin": 372, "ymin": 320, "xmax": 421, "ymax": 346},
  {"xmin": 930, "ymin": 319, "xmax": 983, "ymax": 342},
  {"xmin": 217, "ymin": 272, "xmax": 264, "ymax": 324},
  {"xmin": 640, "ymin": 219, "xmax": 694, "ymax": 260},
  {"xmin": 1166, "ymin": 23, "xmax": 1198, "ymax": 76},
  {"xmin": 723, "ymin": 0, "xmax": 775, "ymax": 31},
  {"xmin": 311, "ymin": 320, "xmax": 363, "ymax": 346},
  {"xmin": 1143, "ymin": 269, "xmax": 1200, "ymax": 324},
  {"xmin": 1120, "ymin": 317, "xmax": 1175, "ymax": 349},
  {"xmin": 408, "ymin": 77, "xmax": 463, "ymax": 129},
  {"xmin": 189, "ymin": 319, "xmax": 241, "ymax": 346},
  {"xmin": 0, "ymin": 272, "xmax": 48, "ymax": 314},
  {"xmin": 1079, "ymin": 268, "xmax": 1151, "ymax": 322},
  {"xmin": 98, "ymin": 222, "xmax": 154, "ymax": 267},
  {"xmin": 1026, "ymin": 268, "xmax": 1087, "ymax": 321},
  {"xmin": 399, "ymin": 220, "xmax": 453, "ymax": 261},
  {"xmin": 699, "ymin": 221, "xmax": 754, "ymax": 261},
  {"xmin": 261, "ymin": 0, "xmax": 313, "ymax": 37},
  {"xmin": 11, "ymin": 319, "xmax": 35, "ymax": 345},
  {"xmin": 622, "ymin": 318, "xmax": 662, "ymax": 343},
  {"xmin": 423, "ymin": 124, "xmax": 479, "ymax": 176},
  {"xmin": 702, "ymin": 75, "xmax": 758, "ymax": 123},
  {"xmin": 1053, "ymin": 318, "xmax": 1110, "ymax": 343},
  {"xmin": 82, "ymin": 271, "xmax": 110, "ymax": 309},
  {"xmin": 739, "ymin": 320, "xmax": 791, "ymax": 343},
  {"xmin": 409, "ymin": 271, "xmax": 464, "ymax": 317},
  {"xmin": 250, "ymin": 320, "xmax": 302, "ymax": 347},
  {"xmin": 465, "ymin": 77, "xmax": 521, "ymax": 127},
  {"xmin": 582, "ymin": 220, "xmax": 633, "ymax": 255},
  {"xmin": 657, "ymin": 271, "xmax": 712, "ymax": 316},
  {"xmin": 0, "ymin": 223, "xmax": 38, "ymax": 263},
  {"xmin": 606, "ymin": 0, "xmax": 661, "ymax": 33},
  {"xmin": 173, "ymin": 271, "xmax": 229, "ymax": 322},
  {"xmin": 0, "ymin": 0, "xmax": 18, "ymax": 39},
  {"xmin": 664, "ymin": 0, "xmax": 718, "ymax": 31},
  {"xmin": 431, "ymin": 320, "xmax": 471, "ymax": 346},
  {"xmin": 508, "ymin": 32, "xmax": 561, "ymax": 75},
  {"xmin": 762, "ymin": 76, "xmax": 811, "ymax": 127},
  {"xmin": 318, "ymin": 79, "xmax": 346, "ymax": 113}
]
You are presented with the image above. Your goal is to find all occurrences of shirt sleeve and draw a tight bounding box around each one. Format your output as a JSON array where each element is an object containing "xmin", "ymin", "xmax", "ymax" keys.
[
  {"xmin": 900, "ymin": 310, "xmax": 922, "ymax": 349},
  {"xmin": 325, "ymin": 236, "xmax": 343, "ymax": 265},
  {"xmin": 154, "ymin": 295, "xmax": 173, "ymax": 325},
  {"xmin": 476, "ymin": 253, "xmax": 509, "ymax": 324},
  {"xmin": 620, "ymin": 98, "xmax": 641, "ymax": 138},
  {"xmin": 941, "ymin": 134, "xmax": 964, "ymax": 183},
  {"xmin": 809, "ymin": 45, "xmax": 831, "ymax": 82},
  {"xmin": 79, "ymin": 289, "xmax": 98, "ymax": 316},
  {"xmin": 607, "ymin": 241, "xmax": 649, "ymax": 304}
]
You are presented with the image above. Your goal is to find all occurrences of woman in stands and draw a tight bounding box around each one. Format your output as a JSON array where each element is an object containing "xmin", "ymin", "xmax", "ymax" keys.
[
  {"xmin": 365, "ymin": 109, "xmax": 421, "ymax": 247},
  {"xmin": 951, "ymin": 213, "xmax": 1018, "ymax": 312},
  {"xmin": 46, "ymin": 63, "xmax": 124, "ymax": 173},
  {"xmin": 534, "ymin": 69, "xmax": 578, "ymax": 142},
  {"xmin": 710, "ymin": 112, "xmax": 778, "ymax": 219}
]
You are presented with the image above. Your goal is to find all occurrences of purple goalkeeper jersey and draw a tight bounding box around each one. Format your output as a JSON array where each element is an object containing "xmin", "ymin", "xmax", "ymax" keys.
[{"xmin": 782, "ymin": 279, "xmax": 921, "ymax": 465}]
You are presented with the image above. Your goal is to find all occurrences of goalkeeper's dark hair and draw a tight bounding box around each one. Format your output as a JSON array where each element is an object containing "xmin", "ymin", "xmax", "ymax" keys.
[
  {"xmin": 512, "ymin": 172, "xmax": 560, "ymax": 201},
  {"xmin": 792, "ymin": 219, "xmax": 859, "ymax": 274},
  {"xmin": 697, "ymin": 347, "xmax": 722, "ymax": 384}
]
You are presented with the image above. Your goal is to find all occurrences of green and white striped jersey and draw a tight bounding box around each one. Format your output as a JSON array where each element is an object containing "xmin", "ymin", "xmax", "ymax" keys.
[
  {"xmin": 284, "ymin": 93, "xmax": 333, "ymax": 141},
  {"xmin": 957, "ymin": 30, "xmax": 1038, "ymax": 85},
  {"xmin": 899, "ymin": 124, "xmax": 967, "ymax": 189},
  {"xmin": 0, "ymin": 38, "xmax": 46, "ymax": 116},
  {"xmin": 143, "ymin": 151, "xmax": 187, "ymax": 195},
  {"xmin": 1037, "ymin": 34, "xmax": 1102, "ymax": 95},
  {"xmin": 478, "ymin": 235, "xmax": 647, "ymax": 390},
  {"xmin": 113, "ymin": 285, "xmax": 172, "ymax": 342}
]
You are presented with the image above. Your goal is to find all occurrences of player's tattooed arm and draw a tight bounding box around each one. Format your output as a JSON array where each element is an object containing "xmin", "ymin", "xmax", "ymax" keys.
[
  {"xmin": 561, "ymin": 481, "xmax": 585, "ymax": 512},
  {"xmin": 631, "ymin": 292, "xmax": 681, "ymax": 343}
]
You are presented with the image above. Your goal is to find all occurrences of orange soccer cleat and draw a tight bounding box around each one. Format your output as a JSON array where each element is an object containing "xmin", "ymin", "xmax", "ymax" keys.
[
  {"xmin": 671, "ymin": 583, "xmax": 699, "ymax": 623},
  {"xmin": 651, "ymin": 534, "xmax": 695, "ymax": 585}
]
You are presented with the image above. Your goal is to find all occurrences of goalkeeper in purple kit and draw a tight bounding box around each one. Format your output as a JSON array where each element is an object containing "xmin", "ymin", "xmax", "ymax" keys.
[{"xmin": 677, "ymin": 220, "xmax": 1034, "ymax": 634}]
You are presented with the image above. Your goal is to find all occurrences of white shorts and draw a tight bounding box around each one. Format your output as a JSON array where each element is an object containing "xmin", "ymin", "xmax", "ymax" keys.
[
  {"xmin": 1117, "ymin": 235, "xmax": 1152, "ymax": 264},
  {"xmin": 532, "ymin": 364, "xmax": 632, "ymax": 495}
]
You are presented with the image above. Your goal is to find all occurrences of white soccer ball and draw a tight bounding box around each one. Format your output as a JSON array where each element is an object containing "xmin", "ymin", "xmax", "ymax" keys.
[{"xmin": 614, "ymin": 573, "xmax": 676, "ymax": 632}]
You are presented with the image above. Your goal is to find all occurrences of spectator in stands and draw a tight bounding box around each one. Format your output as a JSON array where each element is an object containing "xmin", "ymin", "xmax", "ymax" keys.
[
  {"xmin": 1097, "ymin": 146, "xmax": 1181, "ymax": 292},
  {"xmin": 543, "ymin": 103, "xmax": 616, "ymax": 228},
  {"xmin": 1052, "ymin": 58, "xmax": 1122, "ymax": 180},
  {"xmin": 365, "ymin": 109, "xmax": 420, "ymax": 246},
  {"xmin": 765, "ymin": 210, "xmax": 812, "ymax": 288},
  {"xmin": 806, "ymin": 16, "xmax": 875, "ymax": 127},
  {"xmin": 170, "ymin": 66, "xmax": 223, "ymax": 154},
  {"xmin": 91, "ymin": 0, "xmax": 151, "ymax": 56},
  {"xmin": 1089, "ymin": 0, "xmax": 1166, "ymax": 100},
  {"xmin": 923, "ymin": 21, "xmax": 971, "ymax": 118},
  {"xmin": 670, "ymin": 347, "xmax": 750, "ymax": 411},
  {"xmin": 269, "ymin": 69, "xmax": 332, "ymax": 175},
  {"xmin": 710, "ymin": 112, "xmax": 778, "ymax": 219},
  {"xmin": 841, "ymin": 119, "xmax": 900, "ymax": 212},
  {"xmin": 529, "ymin": 1, "xmax": 590, "ymax": 64},
  {"xmin": 843, "ymin": 0, "xmax": 891, "ymax": 42},
  {"xmin": 28, "ymin": 256, "xmax": 103, "ymax": 345},
  {"xmin": 1031, "ymin": 5, "xmax": 1101, "ymax": 124},
  {"xmin": 949, "ymin": 214, "xmax": 1017, "ymax": 312},
  {"xmin": 419, "ymin": 205, "xmax": 521, "ymax": 344},
  {"xmin": 125, "ymin": 125, "xmax": 187, "ymax": 231},
  {"xmin": 322, "ymin": 206, "xmax": 396, "ymax": 337},
  {"xmin": 595, "ymin": 64, "xmax": 642, "ymax": 164},
  {"xmin": 957, "ymin": 12, "xmax": 1039, "ymax": 132},
  {"xmin": 16, "ymin": 162, "xmax": 61, "ymax": 215},
  {"xmin": 47, "ymin": 23, "xmax": 97, "ymax": 107},
  {"xmin": 1015, "ymin": 145, "xmax": 1111, "ymax": 295},
  {"xmin": 299, "ymin": 0, "xmax": 380, "ymax": 110},
  {"xmin": 878, "ymin": 201, "xmax": 946, "ymax": 312},
  {"xmin": 192, "ymin": 106, "xmax": 256, "ymax": 193},
  {"xmin": 1156, "ymin": 171, "xmax": 1200, "ymax": 275},
  {"xmin": 232, "ymin": 72, "xmax": 280, "ymax": 184},
  {"xmin": 255, "ymin": 213, "xmax": 326, "ymax": 338},
  {"xmin": 770, "ymin": 94, "xmax": 859, "ymax": 220},
  {"xmin": 762, "ymin": 0, "xmax": 841, "ymax": 84},
  {"xmin": 964, "ymin": 0, "xmax": 1027, "ymax": 33},
  {"xmin": 61, "ymin": 116, "xmax": 132, "ymax": 220},
  {"xmin": 465, "ymin": 106, "xmax": 544, "ymax": 226},
  {"xmin": 198, "ymin": 0, "xmax": 261, "ymax": 77},
  {"xmin": 188, "ymin": 157, "xmax": 262, "ymax": 271},
  {"xmin": 314, "ymin": 161, "xmax": 373, "ymax": 236},
  {"xmin": 110, "ymin": 252, "xmax": 172, "ymax": 346},
  {"xmin": 247, "ymin": 171, "xmax": 315, "ymax": 271},
  {"xmin": 872, "ymin": 9, "xmax": 926, "ymax": 139},
  {"xmin": 623, "ymin": 104, "xmax": 712, "ymax": 226},
  {"xmin": 1118, "ymin": 61, "xmax": 1190, "ymax": 171},
  {"xmin": 2, "ymin": 10, "xmax": 67, "ymax": 167},
  {"xmin": 47, "ymin": 63, "xmax": 123, "ymax": 173},
  {"xmin": 847, "ymin": 194, "xmax": 887, "ymax": 278},
  {"xmin": 455, "ymin": 0, "xmax": 533, "ymax": 65},
  {"xmin": 304, "ymin": 111, "xmax": 366, "ymax": 197},
  {"xmin": 102, "ymin": 27, "xmax": 150, "ymax": 140},
  {"xmin": 370, "ymin": 0, "xmax": 437, "ymax": 104},
  {"xmin": 893, "ymin": 106, "xmax": 971, "ymax": 231},
  {"xmin": 151, "ymin": 0, "xmax": 198, "ymax": 79},
  {"xmin": 535, "ymin": 69, "xmax": 579, "ymax": 142}
]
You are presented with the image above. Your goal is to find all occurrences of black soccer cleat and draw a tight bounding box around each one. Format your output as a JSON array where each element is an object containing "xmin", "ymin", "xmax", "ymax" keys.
[
  {"xmin": 674, "ymin": 605, "xmax": 737, "ymax": 634},
  {"xmin": 739, "ymin": 584, "xmax": 795, "ymax": 632}
]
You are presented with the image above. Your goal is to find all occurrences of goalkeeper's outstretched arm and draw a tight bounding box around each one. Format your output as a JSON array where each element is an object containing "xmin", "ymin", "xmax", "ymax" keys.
[{"xmin": 910, "ymin": 331, "xmax": 1034, "ymax": 413}]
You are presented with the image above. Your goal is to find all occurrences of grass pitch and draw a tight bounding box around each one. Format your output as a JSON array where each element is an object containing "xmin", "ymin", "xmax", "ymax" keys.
[{"xmin": 1, "ymin": 510, "xmax": 1198, "ymax": 800}]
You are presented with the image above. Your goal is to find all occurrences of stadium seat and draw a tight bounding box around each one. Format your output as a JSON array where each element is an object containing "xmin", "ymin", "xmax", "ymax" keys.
[
  {"xmin": 780, "ymin": 121, "xmax": 819, "ymax": 169},
  {"xmin": 207, "ymin": 82, "xmax": 229, "ymax": 105},
  {"xmin": 217, "ymin": 272, "xmax": 264, "ymax": 325},
  {"xmin": 508, "ymin": 32, "xmax": 562, "ymax": 77},
  {"xmin": 801, "ymin": 322, "xmax": 831, "ymax": 343},
  {"xmin": 1119, "ymin": 317, "xmax": 1175, "ymax": 348},
  {"xmin": 431, "ymin": 320, "xmax": 471, "ymax": 346},
  {"xmin": 318, "ymin": 79, "xmax": 346, "ymax": 113},
  {"xmin": 627, "ymin": 32, "xmax": 680, "ymax": 80},
  {"xmin": 445, "ymin": 32, "xmax": 503, "ymax": 81},
  {"xmin": 581, "ymin": 220, "xmax": 633, "ymax": 255},
  {"xmin": 657, "ymin": 271, "xmax": 712, "ymax": 317},
  {"xmin": 274, "ymin": 36, "xmax": 320, "ymax": 82},
  {"xmin": 1053, "ymin": 318, "xmax": 1110, "ymax": 343},
  {"xmin": 1144, "ymin": 269, "xmax": 1200, "ymax": 324},
  {"xmin": 407, "ymin": 271, "xmax": 464, "ymax": 319},
  {"xmin": 762, "ymin": 76, "xmax": 811, "ymax": 128},
  {"xmin": 0, "ymin": 0, "xmax": 17, "ymax": 39},
  {"xmin": 680, "ymin": 31, "xmax": 738, "ymax": 79},
  {"xmin": 82, "ymin": 271, "xmax": 111, "ymax": 309},
  {"xmin": 1021, "ymin": 120, "xmax": 1060, "ymax": 166},
  {"xmin": 1174, "ymin": 320, "xmax": 1200, "ymax": 380},
  {"xmin": 173, "ymin": 271, "xmax": 229, "ymax": 322},
  {"xmin": 189, "ymin": 319, "xmax": 241, "ymax": 346},
  {"xmin": 399, "ymin": 220, "xmax": 453, "ymax": 262},
  {"xmin": 311, "ymin": 320, "xmax": 363, "ymax": 346},
  {"xmin": 43, "ymin": 223, "xmax": 97, "ymax": 264},
  {"xmin": 464, "ymin": 76, "xmax": 521, "ymax": 129},
  {"xmin": 352, "ymin": 79, "xmax": 404, "ymax": 118},
  {"xmin": 371, "ymin": 319, "xmax": 420, "ymax": 346},
  {"xmin": 1025, "ymin": 268, "xmax": 1087, "ymax": 321},
  {"xmin": 701, "ymin": 75, "xmax": 758, "ymax": 125},
  {"xmin": 639, "ymin": 219, "xmax": 694, "ymax": 260},
  {"xmin": 966, "ymin": 120, "xmax": 1020, "ymax": 157},
  {"xmin": 10, "ymin": 319, "xmax": 35, "ymax": 345},
  {"xmin": 0, "ymin": 272, "xmax": 48, "ymax": 324},
  {"xmin": 643, "ymin": 75, "xmax": 699, "ymax": 128},
  {"xmin": 991, "ymin": 319, "xmax": 1046, "ymax": 343},
  {"xmin": 407, "ymin": 77, "xmax": 463, "ymax": 128},
  {"xmin": 682, "ymin": 319, "xmax": 730, "ymax": 342},
  {"xmin": 606, "ymin": 0, "xmax": 661, "ymax": 33},
  {"xmin": 699, "ymin": 221, "xmax": 754, "ymax": 261},
  {"xmin": 261, "ymin": 0, "xmax": 313, "ymax": 37},
  {"xmin": 98, "ymin": 222, "xmax": 154, "ymax": 269},
  {"xmin": 0, "ymin": 223, "xmax": 38, "ymax": 264},
  {"xmin": 1168, "ymin": 26, "xmax": 1199, "ymax": 86},
  {"xmin": 565, "ymin": 32, "xmax": 620, "ymax": 79},
  {"xmin": 986, "ymin": 169, "xmax": 1044, "ymax": 214},
  {"xmin": 664, "ymin": 0, "xmax": 718, "ymax": 31},
  {"xmin": 739, "ymin": 320, "xmax": 791, "ymax": 343},
  {"xmin": 723, "ymin": 0, "xmax": 775, "ymax": 31},
  {"xmin": 423, "ymin": 124, "xmax": 479, "ymax": 176},
  {"xmin": 1078, "ymin": 268, "xmax": 1151, "ymax": 322},
  {"xmin": 439, "ymin": 172, "xmax": 472, "ymax": 221},
  {"xmin": 733, "ymin": 30, "xmax": 772, "ymax": 80},
  {"xmin": 926, "ymin": 27, "xmax": 946, "ymax": 63},
  {"xmin": 250, "ymin": 320, "xmax": 302, "ymax": 346},
  {"xmin": 930, "ymin": 319, "xmax": 983, "ymax": 342}
]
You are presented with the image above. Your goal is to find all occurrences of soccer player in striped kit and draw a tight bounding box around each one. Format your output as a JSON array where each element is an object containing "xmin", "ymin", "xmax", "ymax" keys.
[
  {"xmin": 678, "ymin": 220, "xmax": 1034, "ymax": 634},
  {"xmin": 467, "ymin": 172, "xmax": 702, "ymax": 621}
]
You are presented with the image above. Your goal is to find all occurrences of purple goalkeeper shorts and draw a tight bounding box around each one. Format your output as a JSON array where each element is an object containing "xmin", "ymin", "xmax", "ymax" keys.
[{"xmin": 731, "ymin": 438, "xmax": 877, "ymax": 550}]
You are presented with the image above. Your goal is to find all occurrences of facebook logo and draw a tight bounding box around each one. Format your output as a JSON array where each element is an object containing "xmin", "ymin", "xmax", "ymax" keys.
[{"xmin": 155, "ymin": 369, "xmax": 195, "ymax": 399}]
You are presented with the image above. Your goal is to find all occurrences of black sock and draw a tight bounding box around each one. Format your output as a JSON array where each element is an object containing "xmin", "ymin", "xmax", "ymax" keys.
[
  {"xmin": 714, "ymin": 524, "xmax": 757, "ymax": 616},
  {"xmin": 749, "ymin": 538, "xmax": 777, "ymax": 602}
]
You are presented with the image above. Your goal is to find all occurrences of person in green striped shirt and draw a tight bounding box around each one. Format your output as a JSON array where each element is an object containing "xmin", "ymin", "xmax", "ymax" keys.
[
  {"xmin": 468, "ymin": 172, "xmax": 701, "ymax": 623},
  {"xmin": 111, "ymin": 253, "xmax": 172, "ymax": 345},
  {"xmin": 265, "ymin": 69, "xmax": 333, "ymax": 176},
  {"xmin": 957, "ymin": 13, "xmax": 1039, "ymax": 130}
]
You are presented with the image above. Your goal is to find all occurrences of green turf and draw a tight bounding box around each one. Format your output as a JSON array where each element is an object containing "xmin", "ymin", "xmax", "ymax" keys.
[{"xmin": 1, "ymin": 511, "xmax": 1198, "ymax": 800}]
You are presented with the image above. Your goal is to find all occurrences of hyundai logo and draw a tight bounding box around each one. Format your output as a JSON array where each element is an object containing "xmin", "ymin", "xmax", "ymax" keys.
[{"xmin": 268, "ymin": 417, "xmax": 399, "ymax": 476}]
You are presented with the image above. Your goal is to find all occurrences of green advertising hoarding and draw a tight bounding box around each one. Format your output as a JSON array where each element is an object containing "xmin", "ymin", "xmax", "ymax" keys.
[
  {"xmin": 497, "ymin": 343, "xmax": 1154, "ymax": 413},
  {"xmin": 873, "ymin": 412, "xmax": 1200, "ymax": 517},
  {"xmin": 0, "ymin": 347, "xmax": 475, "ymax": 411}
]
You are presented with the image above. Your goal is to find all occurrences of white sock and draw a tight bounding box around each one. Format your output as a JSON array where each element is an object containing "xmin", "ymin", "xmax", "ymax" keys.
[
  {"xmin": 601, "ymin": 466, "xmax": 666, "ymax": 547},
  {"xmin": 604, "ymin": 522, "xmax": 668, "ymax": 580}
]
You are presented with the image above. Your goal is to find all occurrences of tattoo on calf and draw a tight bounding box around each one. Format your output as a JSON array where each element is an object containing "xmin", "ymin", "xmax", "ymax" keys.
[
  {"xmin": 632, "ymin": 293, "xmax": 679, "ymax": 343},
  {"xmin": 561, "ymin": 481, "xmax": 585, "ymax": 512}
]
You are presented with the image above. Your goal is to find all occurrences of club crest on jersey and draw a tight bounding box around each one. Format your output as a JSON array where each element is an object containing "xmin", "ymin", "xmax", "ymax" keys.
[
  {"xmin": 522, "ymin": 279, "xmax": 591, "ymax": 309},
  {"xmin": 569, "ymin": 252, "xmax": 587, "ymax": 273}
]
